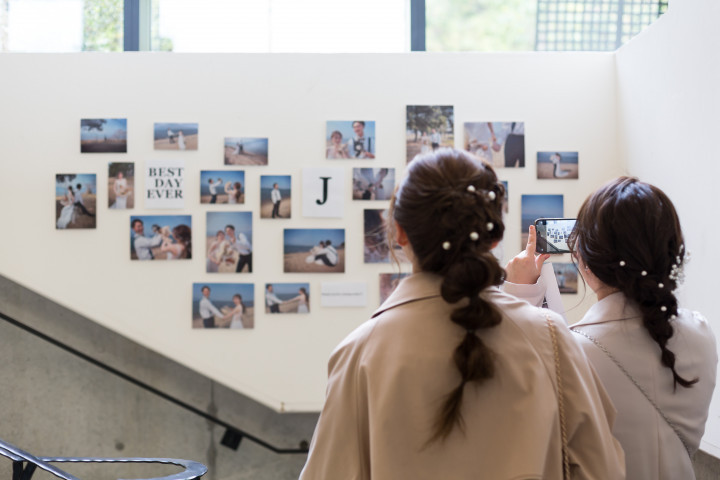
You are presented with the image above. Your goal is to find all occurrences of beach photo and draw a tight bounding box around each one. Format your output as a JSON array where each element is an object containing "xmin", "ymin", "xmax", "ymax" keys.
[
  {"xmin": 326, "ymin": 121, "xmax": 376, "ymax": 159},
  {"xmin": 284, "ymin": 228, "xmax": 345, "ymax": 273},
  {"xmin": 56, "ymin": 174, "xmax": 97, "ymax": 229},
  {"xmin": 81, "ymin": 118, "xmax": 127, "ymax": 153},
  {"xmin": 108, "ymin": 162, "xmax": 134, "ymax": 209},
  {"xmin": 264, "ymin": 283, "xmax": 310, "ymax": 314},
  {"xmin": 379, "ymin": 273, "xmax": 410, "ymax": 305},
  {"xmin": 154, "ymin": 122, "xmax": 198, "ymax": 150},
  {"xmin": 552, "ymin": 263, "xmax": 579, "ymax": 294},
  {"xmin": 260, "ymin": 175, "xmax": 291, "ymax": 219},
  {"xmin": 200, "ymin": 170, "xmax": 245, "ymax": 204},
  {"xmin": 206, "ymin": 212, "xmax": 253, "ymax": 273},
  {"xmin": 130, "ymin": 215, "xmax": 192, "ymax": 260},
  {"xmin": 192, "ymin": 283, "xmax": 254, "ymax": 329},
  {"xmin": 224, "ymin": 137, "xmax": 268, "ymax": 165},
  {"xmin": 537, "ymin": 151, "xmax": 579, "ymax": 179},
  {"xmin": 352, "ymin": 168, "xmax": 395, "ymax": 200},
  {"xmin": 364, "ymin": 209, "xmax": 408, "ymax": 264},
  {"xmin": 520, "ymin": 194, "xmax": 563, "ymax": 249},
  {"xmin": 406, "ymin": 105, "xmax": 454, "ymax": 163},
  {"xmin": 464, "ymin": 122, "xmax": 525, "ymax": 168}
]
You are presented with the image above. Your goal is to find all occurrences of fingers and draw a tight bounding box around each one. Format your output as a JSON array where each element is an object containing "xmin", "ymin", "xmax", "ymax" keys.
[
  {"xmin": 526, "ymin": 225, "xmax": 537, "ymax": 255},
  {"xmin": 535, "ymin": 253, "xmax": 551, "ymax": 271}
]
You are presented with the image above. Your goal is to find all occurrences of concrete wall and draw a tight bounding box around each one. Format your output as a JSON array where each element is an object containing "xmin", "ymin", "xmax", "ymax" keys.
[
  {"xmin": 616, "ymin": 0, "xmax": 720, "ymax": 456},
  {"xmin": 0, "ymin": 52, "xmax": 620, "ymax": 412}
]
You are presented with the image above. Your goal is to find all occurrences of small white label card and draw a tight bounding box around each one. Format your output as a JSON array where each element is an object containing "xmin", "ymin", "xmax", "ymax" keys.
[
  {"xmin": 145, "ymin": 159, "xmax": 185, "ymax": 209},
  {"xmin": 302, "ymin": 167, "xmax": 344, "ymax": 217},
  {"xmin": 321, "ymin": 282, "xmax": 367, "ymax": 308}
]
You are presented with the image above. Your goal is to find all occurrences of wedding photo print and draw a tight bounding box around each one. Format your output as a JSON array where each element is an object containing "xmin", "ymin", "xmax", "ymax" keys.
[
  {"xmin": 130, "ymin": 215, "xmax": 192, "ymax": 260},
  {"xmin": 284, "ymin": 228, "xmax": 345, "ymax": 273},
  {"xmin": 108, "ymin": 162, "xmax": 134, "ymax": 209},
  {"xmin": 364, "ymin": 209, "xmax": 408, "ymax": 264},
  {"xmin": 352, "ymin": 168, "xmax": 394, "ymax": 200},
  {"xmin": 200, "ymin": 170, "xmax": 245, "ymax": 204},
  {"xmin": 264, "ymin": 283, "xmax": 310, "ymax": 314},
  {"xmin": 552, "ymin": 263, "xmax": 579, "ymax": 294},
  {"xmin": 260, "ymin": 175, "xmax": 291, "ymax": 219},
  {"xmin": 192, "ymin": 283, "xmax": 254, "ymax": 329},
  {"xmin": 326, "ymin": 121, "xmax": 376, "ymax": 159},
  {"xmin": 406, "ymin": 105, "xmax": 454, "ymax": 163},
  {"xmin": 224, "ymin": 137, "xmax": 268, "ymax": 165},
  {"xmin": 206, "ymin": 212, "xmax": 253, "ymax": 273},
  {"xmin": 80, "ymin": 118, "xmax": 127, "ymax": 153},
  {"xmin": 154, "ymin": 122, "xmax": 198, "ymax": 150},
  {"xmin": 520, "ymin": 194, "xmax": 563, "ymax": 248},
  {"xmin": 56, "ymin": 174, "xmax": 97, "ymax": 229},
  {"xmin": 537, "ymin": 151, "xmax": 579, "ymax": 179},
  {"xmin": 464, "ymin": 122, "xmax": 525, "ymax": 168}
]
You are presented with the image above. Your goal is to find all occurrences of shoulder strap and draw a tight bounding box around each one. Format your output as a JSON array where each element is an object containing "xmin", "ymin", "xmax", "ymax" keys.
[
  {"xmin": 546, "ymin": 315, "xmax": 571, "ymax": 479},
  {"xmin": 571, "ymin": 328, "xmax": 693, "ymax": 457}
]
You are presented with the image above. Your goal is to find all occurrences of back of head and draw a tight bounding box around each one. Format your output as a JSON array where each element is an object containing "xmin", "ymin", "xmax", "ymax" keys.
[
  {"xmin": 570, "ymin": 176, "xmax": 696, "ymax": 389},
  {"xmin": 390, "ymin": 148, "xmax": 506, "ymax": 442}
]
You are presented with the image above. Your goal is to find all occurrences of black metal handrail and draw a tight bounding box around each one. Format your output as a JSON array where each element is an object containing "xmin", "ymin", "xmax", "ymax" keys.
[{"xmin": 0, "ymin": 311, "xmax": 309, "ymax": 455}]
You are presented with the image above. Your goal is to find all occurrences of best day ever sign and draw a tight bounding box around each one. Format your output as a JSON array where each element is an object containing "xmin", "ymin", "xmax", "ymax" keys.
[{"xmin": 145, "ymin": 159, "xmax": 185, "ymax": 209}]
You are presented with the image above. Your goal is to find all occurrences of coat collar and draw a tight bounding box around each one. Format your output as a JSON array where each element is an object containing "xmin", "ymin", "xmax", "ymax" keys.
[
  {"xmin": 371, "ymin": 272, "xmax": 444, "ymax": 318},
  {"xmin": 573, "ymin": 291, "xmax": 642, "ymax": 328}
]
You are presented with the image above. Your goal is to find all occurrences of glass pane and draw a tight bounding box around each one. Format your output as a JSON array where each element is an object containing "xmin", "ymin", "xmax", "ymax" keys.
[
  {"xmin": 1, "ymin": 0, "xmax": 122, "ymax": 52},
  {"xmin": 151, "ymin": 0, "xmax": 409, "ymax": 53},
  {"xmin": 426, "ymin": 0, "xmax": 537, "ymax": 52}
]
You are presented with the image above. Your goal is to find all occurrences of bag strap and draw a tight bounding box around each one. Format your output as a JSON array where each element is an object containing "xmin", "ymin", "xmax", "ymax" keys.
[
  {"xmin": 546, "ymin": 315, "xmax": 571, "ymax": 479},
  {"xmin": 571, "ymin": 327, "xmax": 693, "ymax": 458}
]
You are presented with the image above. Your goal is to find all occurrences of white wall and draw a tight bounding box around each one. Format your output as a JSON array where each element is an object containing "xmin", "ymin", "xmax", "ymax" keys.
[
  {"xmin": 616, "ymin": 0, "xmax": 720, "ymax": 455},
  {"xmin": 0, "ymin": 52, "xmax": 620, "ymax": 411}
]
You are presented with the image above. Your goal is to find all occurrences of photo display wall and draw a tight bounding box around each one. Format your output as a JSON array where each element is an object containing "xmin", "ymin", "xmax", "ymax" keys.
[{"xmin": 59, "ymin": 108, "xmax": 581, "ymax": 330}]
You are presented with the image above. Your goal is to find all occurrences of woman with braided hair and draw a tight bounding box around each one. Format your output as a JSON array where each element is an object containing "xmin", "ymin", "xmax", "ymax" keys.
[
  {"xmin": 505, "ymin": 177, "xmax": 717, "ymax": 480},
  {"xmin": 301, "ymin": 149, "xmax": 624, "ymax": 479}
]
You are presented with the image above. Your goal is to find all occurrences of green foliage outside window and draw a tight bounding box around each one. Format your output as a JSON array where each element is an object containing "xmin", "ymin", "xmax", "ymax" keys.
[{"xmin": 83, "ymin": 0, "xmax": 123, "ymax": 52}]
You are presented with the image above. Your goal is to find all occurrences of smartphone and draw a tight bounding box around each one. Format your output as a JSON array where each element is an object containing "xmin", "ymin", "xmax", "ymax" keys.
[{"xmin": 535, "ymin": 218, "xmax": 576, "ymax": 254}]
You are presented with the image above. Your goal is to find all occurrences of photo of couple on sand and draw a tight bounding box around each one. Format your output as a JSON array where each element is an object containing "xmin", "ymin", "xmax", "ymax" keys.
[
  {"xmin": 284, "ymin": 229, "xmax": 345, "ymax": 273},
  {"xmin": 130, "ymin": 215, "xmax": 192, "ymax": 260},
  {"xmin": 224, "ymin": 137, "xmax": 269, "ymax": 165},
  {"xmin": 260, "ymin": 175, "xmax": 291, "ymax": 218},
  {"xmin": 55, "ymin": 174, "xmax": 97, "ymax": 229},
  {"xmin": 537, "ymin": 151, "xmax": 579, "ymax": 179},
  {"xmin": 265, "ymin": 283, "xmax": 309, "ymax": 314},
  {"xmin": 154, "ymin": 122, "xmax": 198, "ymax": 150},
  {"xmin": 200, "ymin": 170, "xmax": 245, "ymax": 204},
  {"xmin": 192, "ymin": 283, "xmax": 254, "ymax": 329},
  {"xmin": 81, "ymin": 118, "xmax": 127, "ymax": 153},
  {"xmin": 109, "ymin": 163, "xmax": 134, "ymax": 209},
  {"xmin": 206, "ymin": 212, "xmax": 253, "ymax": 273},
  {"xmin": 326, "ymin": 121, "xmax": 376, "ymax": 159}
]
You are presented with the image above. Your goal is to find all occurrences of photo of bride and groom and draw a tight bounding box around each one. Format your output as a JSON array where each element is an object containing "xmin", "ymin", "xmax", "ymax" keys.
[
  {"xmin": 130, "ymin": 215, "xmax": 192, "ymax": 260},
  {"xmin": 192, "ymin": 283, "xmax": 255, "ymax": 329},
  {"xmin": 283, "ymin": 228, "xmax": 345, "ymax": 273},
  {"xmin": 205, "ymin": 212, "xmax": 253, "ymax": 273},
  {"xmin": 154, "ymin": 122, "xmax": 198, "ymax": 151},
  {"xmin": 55, "ymin": 174, "xmax": 97, "ymax": 229}
]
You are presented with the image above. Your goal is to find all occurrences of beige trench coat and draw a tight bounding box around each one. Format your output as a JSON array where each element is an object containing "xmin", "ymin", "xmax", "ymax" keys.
[
  {"xmin": 301, "ymin": 273, "xmax": 625, "ymax": 479},
  {"xmin": 505, "ymin": 284, "xmax": 717, "ymax": 480}
]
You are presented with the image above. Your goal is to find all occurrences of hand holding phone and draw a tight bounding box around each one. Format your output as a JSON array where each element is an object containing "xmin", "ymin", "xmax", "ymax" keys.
[{"xmin": 535, "ymin": 218, "xmax": 576, "ymax": 254}]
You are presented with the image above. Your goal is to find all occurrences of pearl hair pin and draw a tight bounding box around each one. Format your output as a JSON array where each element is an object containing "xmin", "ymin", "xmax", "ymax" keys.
[
  {"xmin": 661, "ymin": 306, "xmax": 667, "ymax": 312},
  {"xmin": 486, "ymin": 222, "xmax": 494, "ymax": 232},
  {"xmin": 641, "ymin": 270, "xmax": 647, "ymax": 276},
  {"xmin": 658, "ymin": 283, "xmax": 664, "ymax": 289},
  {"xmin": 467, "ymin": 185, "xmax": 476, "ymax": 193},
  {"xmin": 619, "ymin": 260, "xmax": 626, "ymax": 267},
  {"xmin": 442, "ymin": 241, "xmax": 451, "ymax": 250},
  {"xmin": 487, "ymin": 191, "xmax": 496, "ymax": 201},
  {"xmin": 469, "ymin": 232, "xmax": 479, "ymax": 241}
]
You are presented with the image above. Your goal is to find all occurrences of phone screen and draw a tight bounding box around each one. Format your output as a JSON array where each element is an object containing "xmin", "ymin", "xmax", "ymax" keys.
[{"xmin": 535, "ymin": 218, "xmax": 576, "ymax": 254}]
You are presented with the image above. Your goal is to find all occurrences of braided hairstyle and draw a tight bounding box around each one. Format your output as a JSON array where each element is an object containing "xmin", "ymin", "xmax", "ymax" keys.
[
  {"xmin": 389, "ymin": 148, "xmax": 506, "ymax": 442},
  {"xmin": 569, "ymin": 177, "xmax": 697, "ymax": 390}
]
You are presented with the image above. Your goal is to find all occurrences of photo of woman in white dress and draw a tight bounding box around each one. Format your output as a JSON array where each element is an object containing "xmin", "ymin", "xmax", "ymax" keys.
[
  {"xmin": 56, "ymin": 186, "xmax": 77, "ymax": 229},
  {"xmin": 177, "ymin": 130, "xmax": 186, "ymax": 150},
  {"xmin": 225, "ymin": 294, "xmax": 246, "ymax": 329},
  {"xmin": 160, "ymin": 224, "xmax": 192, "ymax": 259},
  {"xmin": 112, "ymin": 171, "xmax": 129, "ymax": 208},
  {"xmin": 109, "ymin": 163, "xmax": 134, "ymax": 209},
  {"xmin": 55, "ymin": 173, "xmax": 97, "ymax": 230}
]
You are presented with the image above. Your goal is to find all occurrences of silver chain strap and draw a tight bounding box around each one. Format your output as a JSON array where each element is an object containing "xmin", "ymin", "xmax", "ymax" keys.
[{"xmin": 571, "ymin": 328, "xmax": 693, "ymax": 457}]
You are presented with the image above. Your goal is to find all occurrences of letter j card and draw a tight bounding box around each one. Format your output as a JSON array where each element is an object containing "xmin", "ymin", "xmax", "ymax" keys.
[
  {"xmin": 146, "ymin": 159, "xmax": 185, "ymax": 209},
  {"xmin": 302, "ymin": 167, "xmax": 344, "ymax": 217}
]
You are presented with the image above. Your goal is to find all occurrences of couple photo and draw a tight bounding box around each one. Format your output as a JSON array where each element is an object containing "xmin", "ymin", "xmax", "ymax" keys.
[
  {"xmin": 464, "ymin": 121, "xmax": 526, "ymax": 168},
  {"xmin": 223, "ymin": 137, "xmax": 269, "ymax": 165},
  {"xmin": 130, "ymin": 215, "xmax": 192, "ymax": 260},
  {"xmin": 284, "ymin": 229, "xmax": 345, "ymax": 273},
  {"xmin": 265, "ymin": 283, "xmax": 310, "ymax": 314},
  {"xmin": 154, "ymin": 122, "xmax": 198, "ymax": 150},
  {"xmin": 206, "ymin": 212, "xmax": 253, "ymax": 273},
  {"xmin": 326, "ymin": 121, "xmax": 376, "ymax": 159},
  {"xmin": 55, "ymin": 174, "xmax": 97, "ymax": 229},
  {"xmin": 200, "ymin": 170, "xmax": 245, "ymax": 204},
  {"xmin": 192, "ymin": 283, "xmax": 255, "ymax": 329},
  {"xmin": 406, "ymin": 105, "xmax": 454, "ymax": 162}
]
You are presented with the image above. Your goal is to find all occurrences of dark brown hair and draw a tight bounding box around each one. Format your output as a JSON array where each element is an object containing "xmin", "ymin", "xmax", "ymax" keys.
[
  {"xmin": 172, "ymin": 224, "xmax": 192, "ymax": 259},
  {"xmin": 389, "ymin": 148, "xmax": 506, "ymax": 442},
  {"xmin": 569, "ymin": 176, "xmax": 696, "ymax": 390}
]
